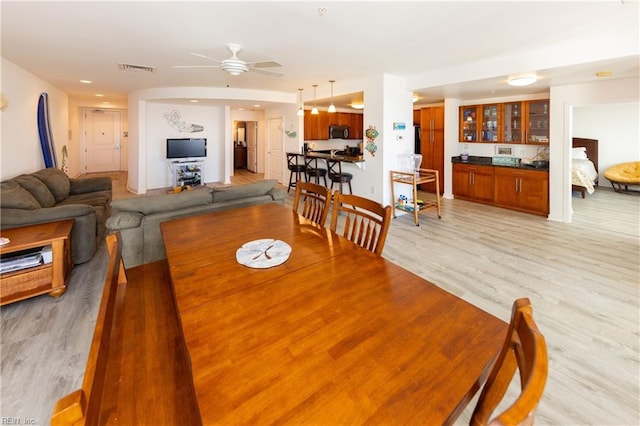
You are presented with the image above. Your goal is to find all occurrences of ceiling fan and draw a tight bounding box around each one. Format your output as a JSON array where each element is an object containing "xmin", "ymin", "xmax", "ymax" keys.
[{"xmin": 173, "ymin": 43, "xmax": 283, "ymax": 77}]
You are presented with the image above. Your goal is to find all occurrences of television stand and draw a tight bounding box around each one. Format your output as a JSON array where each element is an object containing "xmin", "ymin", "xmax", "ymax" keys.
[{"xmin": 169, "ymin": 159, "xmax": 204, "ymax": 188}]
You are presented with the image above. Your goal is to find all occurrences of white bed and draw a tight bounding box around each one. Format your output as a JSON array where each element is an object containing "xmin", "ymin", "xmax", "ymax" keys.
[{"xmin": 571, "ymin": 138, "xmax": 599, "ymax": 198}]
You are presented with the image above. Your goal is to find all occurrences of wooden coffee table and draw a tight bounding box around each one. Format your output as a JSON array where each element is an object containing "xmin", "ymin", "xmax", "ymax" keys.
[{"xmin": 0, "ymin": 220, "xmax": 74, "ymax": 306}]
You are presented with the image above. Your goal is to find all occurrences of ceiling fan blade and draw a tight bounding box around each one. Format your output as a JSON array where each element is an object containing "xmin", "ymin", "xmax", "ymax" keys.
[
  {"xmin": 189, "ymin": 52, "xmax": 221, "ymax": 64},
  {"xmin": 249, "ymin": 60, "xmax": 282, "ymax": 68},
  {"xmin": 249, "ymin": 67, "xmax": 284, "ymax": 77},
  {"xmin": 172, "ymin": 65, "xmax": 220, "ymax": 69}
]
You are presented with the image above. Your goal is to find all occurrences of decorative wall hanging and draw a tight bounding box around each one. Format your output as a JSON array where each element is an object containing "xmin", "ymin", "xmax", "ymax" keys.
[
  {"xmin": 285, "ymin": 125, "xmax": 297, "ymax": 138},
  {"xmin": 163, "ymin": 110, "xmax": 204, "ymax": 133},
  {"xmin": 365, "ymin": 125, "xmax": 379, "ymax": 157}
]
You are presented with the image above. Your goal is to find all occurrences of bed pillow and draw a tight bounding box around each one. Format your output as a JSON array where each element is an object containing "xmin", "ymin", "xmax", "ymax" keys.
[{"xmin": 572, "ymin": 147, "xmax": 588, "ymax": 160}]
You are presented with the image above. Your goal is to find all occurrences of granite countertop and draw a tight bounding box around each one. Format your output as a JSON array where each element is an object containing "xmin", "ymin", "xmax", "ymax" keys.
[
  {"xmin": 451, "ymin": 155, "xmax": 549, "ymax": 171},
  {"xmin": 306, "ymin": 150, "xmax": 364, "ymax": 163}
]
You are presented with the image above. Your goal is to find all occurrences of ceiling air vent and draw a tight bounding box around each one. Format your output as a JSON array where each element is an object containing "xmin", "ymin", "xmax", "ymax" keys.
[{"xmin": 118, "ymin": 63, "xmax": 156, "ymax": 73}]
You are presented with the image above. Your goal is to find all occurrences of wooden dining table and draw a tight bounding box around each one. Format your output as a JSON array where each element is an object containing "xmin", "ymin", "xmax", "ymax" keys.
[{"xmin": 160, "ymin": 203, "xmax": 507, "ymax": 425}]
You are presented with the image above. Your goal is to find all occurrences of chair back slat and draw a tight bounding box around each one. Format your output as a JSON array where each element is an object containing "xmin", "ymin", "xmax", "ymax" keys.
[
  {"xmin": 51, "ymin": 233, "xmax": 125, "ymax": 426},
  {"xmin": 293, "ymin": 181, "xmax": 332, "ymax": 227},
  {"xmin": 470, "ymin": 298, "xmax": 548, "ymax": 426},
  {"xmin": 329, "ymin": 192, "xmax": 392, "ymax": 256}
]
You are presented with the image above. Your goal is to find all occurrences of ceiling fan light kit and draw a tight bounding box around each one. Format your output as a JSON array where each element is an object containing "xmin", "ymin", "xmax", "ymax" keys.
[{"xmin": 174, "ymin": 43, "xmax": 283, "ymax": 78}]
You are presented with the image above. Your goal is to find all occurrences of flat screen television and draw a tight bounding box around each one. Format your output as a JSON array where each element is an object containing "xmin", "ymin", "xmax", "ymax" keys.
[{"xmin": 166, "ymin": 138, "xmax": 207, "ymax": 159}]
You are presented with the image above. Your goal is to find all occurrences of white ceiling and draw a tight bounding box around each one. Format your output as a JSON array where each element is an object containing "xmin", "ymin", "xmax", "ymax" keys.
[{"xmin": 2, "ymin": 1, "xmax": 638, "ymax": 110}]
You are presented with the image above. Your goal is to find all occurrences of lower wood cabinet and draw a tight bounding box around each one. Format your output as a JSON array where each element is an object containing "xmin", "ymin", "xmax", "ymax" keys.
[
  {"xmin": 452, "ymin": 163, "xmax": 494, "ymax": 203},
  {"xmin": 453, "ymin": 163, "xmax": 549, "ymax": 216},
  {"xmin": 494, "ymin": 168, "xmax": 549, "ymax": 216}
]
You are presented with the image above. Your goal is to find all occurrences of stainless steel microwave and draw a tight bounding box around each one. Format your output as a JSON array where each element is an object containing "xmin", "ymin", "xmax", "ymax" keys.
[{"xmin": 329, "ymin": 125, "xmax": 349, "ymax": 139}]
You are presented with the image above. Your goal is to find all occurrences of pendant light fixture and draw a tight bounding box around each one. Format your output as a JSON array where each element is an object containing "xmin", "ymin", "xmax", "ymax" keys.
[
  {"xmin": 311, "ymin": 84, "xmax": 319, "ymax": 115},
  {"xmin": 328, "ymin": 80, "xmax": 336, "ymax": 113},
  {"xmin": 297, "ymin": 88, "xmax": 304, "ymax": 116}
]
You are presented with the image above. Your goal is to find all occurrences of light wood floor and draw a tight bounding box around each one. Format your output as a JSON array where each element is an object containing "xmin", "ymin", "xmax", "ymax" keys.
[{"xmin": 1, "ymin": 170, "xmax": 638, "ymax": 425}]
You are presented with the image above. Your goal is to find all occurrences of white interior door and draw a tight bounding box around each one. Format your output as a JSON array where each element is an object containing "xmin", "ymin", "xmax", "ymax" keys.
[
  {"xmin": 84, "ymin": 109, "xmax": 121, "ymax": 173},
  {"xmin": 267, "ymin": 118, "xmax": 284, "ymax": 183},
  {"xmin": 246, "ymin": 122, "xmax": 258, "ymax": 172}
]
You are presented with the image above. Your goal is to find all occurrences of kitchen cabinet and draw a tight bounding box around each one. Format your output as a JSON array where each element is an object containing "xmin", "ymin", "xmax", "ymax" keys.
[
  {"xmin": 494, "ymin": 167, "xmax": 549, "ymax": 216},
  {"xmin": 459, "ymin": 99, "xmax": 549, "ymax": 144},
  {"xmin": 337, "ymin": 112, "xmax": 350, "ymax": 126},
  {"xmin": 413, "ymin": 109, "xmax": 421, "ymax": 126},
  {"xmin": 420, "ymin": 106, "xmax": 445, "ymax": 193},
  {"xmin": 304, "ymin": 110, "xmax": 362, "ymax": 140},
  {"xmin": 480, "ymin": 104, "xmax": 500, "ymax": 142},
  {"xmin": 503, "ymin": 102, "xmax": 524, "ymax": 144},
  {"xmin": 525, "ymin": 100, "xmax": 550, "ymax": 144},
  {"xmin": 304, "ymin": 110, "xmax": 329, "ymax": 140},
  {"xmin": 460, "ymin": 105, "xmax": 480, "ymax": 142},
  {"xmin": 452, "ymin": 163, "xmax": 494, "ymax": 203},
  {"xmin": 349, "ymin": 113, "xmax": 363, "ymax": 139}
]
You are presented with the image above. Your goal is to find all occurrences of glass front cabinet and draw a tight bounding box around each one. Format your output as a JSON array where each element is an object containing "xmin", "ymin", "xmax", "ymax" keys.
[
  {"xmin": 459, "ymin": 99, "xmax": 549, "ymax": 145},
  {"xmin": 481, "ymin": 104, "xmax": 500, "ymax": 142},
  {"xmin": 503, "ymin": 102, "xmax": 523, "ymax": 143},
  {"xmin": 525, "ymin": 100, "xmax": 550, "ymax": 144},
  {"xmin": 460, "ymin": 106, "xmax": 479, "ymax": 142}
]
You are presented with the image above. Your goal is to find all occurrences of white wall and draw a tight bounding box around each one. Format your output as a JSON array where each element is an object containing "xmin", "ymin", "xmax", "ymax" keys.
[
  {"xmin": 1, "ymin": 58, "xmax": 68, "ymax": 179},
  {"xmin": 573, "ymin": 101, "xmax": 640, "ymax": 183},
  {"xmin": 145, "ymin": 102, "xmax": 225, "ymax": 189},
  {"xmin": 127, "ymin": 86, "xmax": 297, "ymax": 193}
]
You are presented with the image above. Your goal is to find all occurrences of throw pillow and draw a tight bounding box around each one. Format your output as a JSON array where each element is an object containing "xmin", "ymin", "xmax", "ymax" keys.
[
  {"xmin": 12, "ymin": 174, "xmax": 56, "ymax": 207},
  {"xmin": 0, "ymin": 181, "xmax": 40, "ymax": 210},
  {"xmin": 213, "ymin": 180, "xmax": 276, "ymax": 203},
  {"xmin": 110, "ymin": 187, "xmax": 213, "ymax": 215},
  {"xmin": 32, "ymin": 168, "xmax": 71, "ymax": 202}
]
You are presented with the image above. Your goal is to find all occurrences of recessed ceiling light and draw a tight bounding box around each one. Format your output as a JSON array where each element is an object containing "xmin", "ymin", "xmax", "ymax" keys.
[
  {"xmin": 253, "ymin": 104, "xmax": 261, "ymax": 108},
  {"xmin": 350, "ymin": 103, "xmax": 364, "ymax": 110},
  {"xmin": 80, "ymin": 80, "xmax": 92, "ymax": 84},
  {"xmin": 595, "ymin": 71, "xmax": 613, "ymax": 77},
  {"xmin": 101, "ymin": 101, "xmax": 110, "ymax": 105},
  {"xmin": 507, "ymin": 75, "xmax": 537, "ymax": 87},
  {"xmin": 95, "ymin": 94, "xmax": 104, "ymax": 97},
  {"xmin": 189, "ymin": 99, "xmax": 199, "ymax": 103}
]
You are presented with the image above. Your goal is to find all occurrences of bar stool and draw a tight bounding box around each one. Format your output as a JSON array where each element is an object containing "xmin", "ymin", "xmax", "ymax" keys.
[
  {"xmin": 327, "ymin": 158, "xmax": 353, "ymax": 194},
  {"xmin": 286, "ymin": 153, "xmax": 306, "ymax": 193},
  {"xmin": 304, "ymin": 155, "xmax": 327, "ymax": 187}
]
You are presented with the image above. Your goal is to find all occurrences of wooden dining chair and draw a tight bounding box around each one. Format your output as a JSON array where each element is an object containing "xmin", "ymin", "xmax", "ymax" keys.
[
  {"xmin": 329, "ymin": 191, "xmax": 392, "ymax": 256},
  {"xmin": 470, "ymin": 297, "xmax": 548, "ymax": 426},
  {"xmin": 292, "ymin": 181, "xmax": 332, "ymax": 227},
  {"xmin": 51, "ymin": 233, "xmax": 125, "ymax": 426}
]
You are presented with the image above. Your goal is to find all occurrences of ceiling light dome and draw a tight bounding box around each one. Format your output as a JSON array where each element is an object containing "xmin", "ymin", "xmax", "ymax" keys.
[{"xmin": 507, "ymin": 75, "xmax": 537, "ymax": 87}]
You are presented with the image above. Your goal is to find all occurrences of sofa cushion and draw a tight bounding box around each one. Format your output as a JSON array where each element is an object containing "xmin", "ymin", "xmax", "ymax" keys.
[
  {"xmin": 12, "ymin": 174, "xmax": 56, "ymax": 207},
  {"xmin": 213, "ymin": 179, "xmax": 277, "ymax": 203},
  {"xmin": 106, "ymin": 211, "xmax": 143, "ymax": 230},
  {"xmin": 0, "ymin": 181, "xmax": 40, "ymax": 210},
  {"xmin": 32, "ymin": 168, "xmax": 70, "ymax": 202},
  {"xmin": 110, "ymin": 187, "xmax": 213, "ymax": 215},
  {"xmin": 62, "ymin": 190, "xmax": 112, "ymax": 208}
]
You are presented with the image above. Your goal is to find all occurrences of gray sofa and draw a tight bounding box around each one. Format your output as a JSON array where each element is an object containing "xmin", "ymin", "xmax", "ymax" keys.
[
  {"xmin": 106, "ymin": 179, "xmax": 287, "ymax": 268},
  {"xmin": 0, "ymin": 168, "xmax": 112, "ymax": 264}
]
